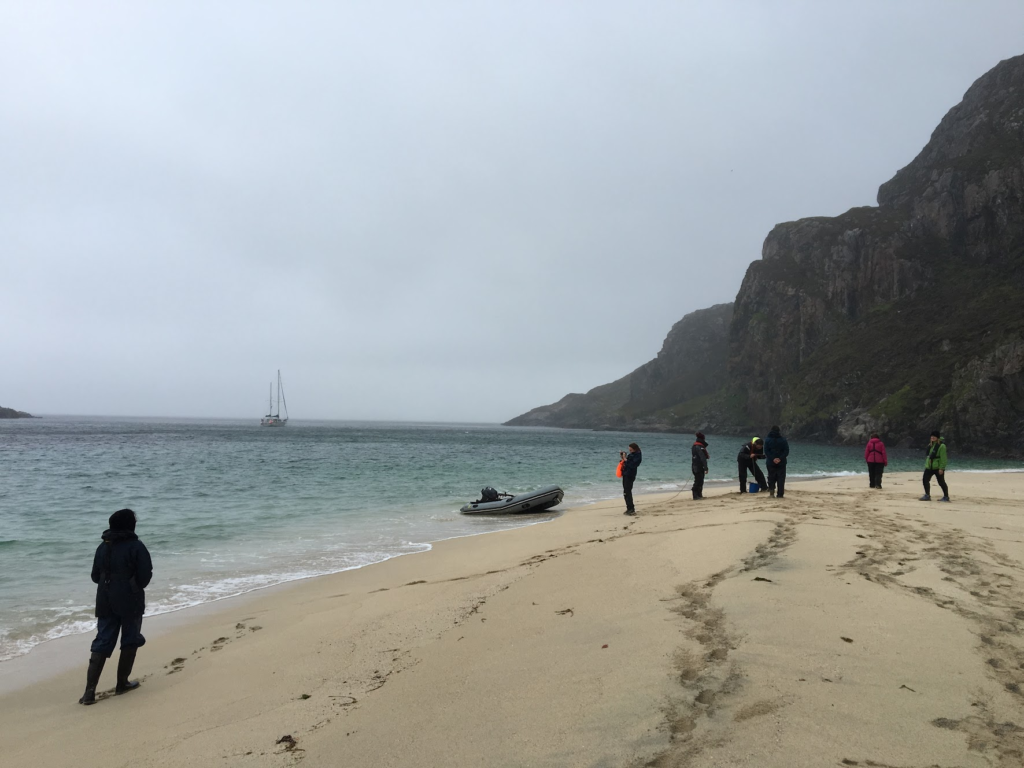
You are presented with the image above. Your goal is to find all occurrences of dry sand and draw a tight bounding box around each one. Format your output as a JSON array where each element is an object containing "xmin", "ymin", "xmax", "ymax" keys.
[{"xmin": 2, "ymin": 471, "xmax": 1024, "ymax": 767}]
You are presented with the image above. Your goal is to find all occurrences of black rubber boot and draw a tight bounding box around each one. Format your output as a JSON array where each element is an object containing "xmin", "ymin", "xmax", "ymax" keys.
[
  {"xmin": 115, "ymin": 646, "xmax": 141, "ymax": 695},
  {"xmin": 79, "ymin": 652, "xmax": 106, "ymax": 705}
]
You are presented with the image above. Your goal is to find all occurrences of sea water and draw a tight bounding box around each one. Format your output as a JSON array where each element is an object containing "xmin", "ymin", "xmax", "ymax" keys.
[{"xmin": 1, "ymin": 416, "xmax": 1019, "ymax": 662}]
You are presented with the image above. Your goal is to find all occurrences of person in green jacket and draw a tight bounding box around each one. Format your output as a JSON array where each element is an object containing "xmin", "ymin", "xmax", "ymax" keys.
[{"xmin": 919, "ymin": 431, "xmax": 950, "ymax": 502}]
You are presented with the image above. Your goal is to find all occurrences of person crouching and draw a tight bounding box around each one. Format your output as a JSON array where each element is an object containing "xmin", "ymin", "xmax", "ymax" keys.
[
  {"xmin": 736, "ymin": 437, "xmax": 767, "ymax": 493},
  {"xmin": 79, "ymin": 508, "xmax": 153, "ymax": 705}
]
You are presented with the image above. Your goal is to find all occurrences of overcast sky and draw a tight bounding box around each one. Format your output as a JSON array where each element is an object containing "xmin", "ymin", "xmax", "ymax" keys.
[{"xmin": 2, "ymin": 2, "xmax": 1022, "ymax": 422}]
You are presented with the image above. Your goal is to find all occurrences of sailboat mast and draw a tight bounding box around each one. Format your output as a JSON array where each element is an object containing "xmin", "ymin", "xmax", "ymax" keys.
[{"xmin": 276, "ymin": 370, "xmax": 281, "ymax": 417}]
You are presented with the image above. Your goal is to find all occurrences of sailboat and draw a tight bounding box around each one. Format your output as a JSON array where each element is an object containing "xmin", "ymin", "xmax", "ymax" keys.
[{"xmin": 260, "ymin": 370, "xmax": 289, "ymax": 427}]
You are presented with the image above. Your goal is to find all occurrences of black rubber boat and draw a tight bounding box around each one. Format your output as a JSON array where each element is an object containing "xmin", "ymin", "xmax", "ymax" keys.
[{"xmin": 460, "ymin": 485, "xmax": 564, "ymax": 515}]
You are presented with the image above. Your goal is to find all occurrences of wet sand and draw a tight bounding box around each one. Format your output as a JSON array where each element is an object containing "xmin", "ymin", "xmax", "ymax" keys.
[{"xmin": 1, "ymin": 471, "xmax": 1023, "ymax": 767}]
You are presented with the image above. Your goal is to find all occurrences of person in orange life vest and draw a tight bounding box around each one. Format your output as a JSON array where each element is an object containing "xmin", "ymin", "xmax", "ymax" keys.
[{"xmin": 620, "ymin": 443, "xmax": 642, "ymax": 515}]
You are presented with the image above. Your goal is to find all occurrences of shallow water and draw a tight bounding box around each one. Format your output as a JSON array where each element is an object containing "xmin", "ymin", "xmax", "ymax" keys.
[{"xmin": 0, "ymin": 416, "xmax": 1017, "ymax": 661}]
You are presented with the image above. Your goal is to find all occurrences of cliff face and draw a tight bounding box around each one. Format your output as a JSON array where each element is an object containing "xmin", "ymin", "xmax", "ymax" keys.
[
  {"xmin": 730, "ymin": 53, "xmax": 1024, "ymax": 453},
  {"xmin": 507, "ymin": 54, "xmax": 1024, "ymax": 454},
  {"xmin": 505, "ymin": 303, "xmax": 733, "ymax": 430}
]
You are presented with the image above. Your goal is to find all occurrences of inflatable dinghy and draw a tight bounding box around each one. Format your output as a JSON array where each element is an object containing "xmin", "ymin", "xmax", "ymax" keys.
[{"xmin": 460, "ymin": 485, "xmax": 564, "ymax": 515}]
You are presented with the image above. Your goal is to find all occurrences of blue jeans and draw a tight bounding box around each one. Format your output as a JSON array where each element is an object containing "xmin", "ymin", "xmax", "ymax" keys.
[{"xmin": 90, "ymin": 614, "xmax": 146, "ymax": 657}]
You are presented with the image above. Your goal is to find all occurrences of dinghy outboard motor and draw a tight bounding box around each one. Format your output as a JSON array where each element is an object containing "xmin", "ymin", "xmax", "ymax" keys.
[{"xmin": 479, "ymin": 487, "xmax": 500, "ymax": 503}]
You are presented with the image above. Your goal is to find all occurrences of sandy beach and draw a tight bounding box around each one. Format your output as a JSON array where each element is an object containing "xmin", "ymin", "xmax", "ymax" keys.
[{"xmin": 3, "ymin": 471, "xmax": 1024, "ymax": 767}]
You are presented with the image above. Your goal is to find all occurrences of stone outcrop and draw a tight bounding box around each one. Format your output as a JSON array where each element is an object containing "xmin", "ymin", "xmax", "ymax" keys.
[
  {"xmin": 507, "ymin": 53, "xmax": 1024, "ymax": 455},
  {"xmin": 505, "ymin": 303, "xmax": 733, "ymax": 431},
  {"xmin": 728, "ymin": 52, "xmax": 1024, "ymax": 454},
  {"xmin": 0, "ymin": 406, "xmax": 35, "ymax": 419}
]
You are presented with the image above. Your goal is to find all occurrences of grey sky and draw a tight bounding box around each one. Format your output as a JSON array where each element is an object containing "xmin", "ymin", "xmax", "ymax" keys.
[{"xmin": 2, "ymin": 2, "xmax": 1022, "ymax": 421}]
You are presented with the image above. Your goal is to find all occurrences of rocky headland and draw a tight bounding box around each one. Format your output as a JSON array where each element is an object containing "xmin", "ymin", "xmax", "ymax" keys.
[
  {"xmin": 0, "ymin": 406, "xmax": 36, "ymax": 419},
  {"xmin": 507, "ymin": 53, "xmax": 1024, "ymax": 456}
]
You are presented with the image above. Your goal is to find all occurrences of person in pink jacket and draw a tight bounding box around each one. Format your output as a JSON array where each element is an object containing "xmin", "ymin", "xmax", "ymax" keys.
[{"xmin": 865, "ymin": 432, "xmax": 888, "ymax": 489}]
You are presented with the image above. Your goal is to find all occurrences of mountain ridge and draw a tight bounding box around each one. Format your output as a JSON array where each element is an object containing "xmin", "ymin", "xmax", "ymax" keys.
[{"xmin": 506, "ymin": 53, "xmax": 1024, "ymax": 456}]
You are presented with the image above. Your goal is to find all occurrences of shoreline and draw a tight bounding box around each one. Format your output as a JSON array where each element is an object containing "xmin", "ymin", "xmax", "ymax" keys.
[
  {"xmin": 3, "ymin": 471, "xmax": 1023, "ymax": 766},
  {"xmin": 0, "ymin": 471, "xmax": 895, "ymax": 671},
  {"xmin": 5, "ymin": 467, "xmax": 1020, "ymax": 677}
]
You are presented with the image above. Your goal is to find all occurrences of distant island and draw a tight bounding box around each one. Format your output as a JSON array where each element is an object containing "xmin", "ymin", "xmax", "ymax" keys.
[
  {"xmin": 507, "ymin": 53, "xmax": 1024, "ymax": 457},
  {"xmin": 0, "ymin": 406, "xmax": 36, "ymax": 419}
]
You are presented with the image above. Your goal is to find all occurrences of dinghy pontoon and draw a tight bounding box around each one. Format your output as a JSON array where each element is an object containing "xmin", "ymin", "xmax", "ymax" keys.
[{"xmin": 460, "ymin": 485, "xmax": 564, "ymax": 515}]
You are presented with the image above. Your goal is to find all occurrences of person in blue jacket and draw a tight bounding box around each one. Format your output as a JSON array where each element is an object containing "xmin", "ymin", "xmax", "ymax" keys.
[
  {"xmin": 620, "ymin": 442, "xmax": 642, "ymax": 515},
  {"xmin": 79, "ymin": 508, "xmax": 153, "ymax": 705},
  {"xmin": 763, "ymin": 426, "xmax": 790, "ymax": 498}
]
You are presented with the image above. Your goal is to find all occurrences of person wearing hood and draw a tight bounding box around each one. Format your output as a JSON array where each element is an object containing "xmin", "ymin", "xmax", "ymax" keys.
[
  {"xmin": 691, "ymin": 432, "xmax": 709, "ymax": 500},
  {"xmin": 79, "ymin": 508, "xmax": 153, "ymax": 705},
  {"xmin": 764, "ymin": 426, "xmax": 790, "ymax": 498},
  {"xmin": 920, "ymin": 431, "xmax": 950, "ymax": 502},
  {"xmin": 864, "ymin": 432, "xmax": 888, "ymax": 489},
  {"xmin": 620, "ymin": 442, "xmax": 642, "ymax": 515},
  {"xmin": 736, "ymin": 437, "xmax": 767, "ymax": 493}
]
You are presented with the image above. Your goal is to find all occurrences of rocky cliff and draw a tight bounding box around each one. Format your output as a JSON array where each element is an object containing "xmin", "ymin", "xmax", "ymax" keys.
[
  {"xmin": 0, "ymin": 406, "xmax": 35, "ymax": 419},
  {"xmin": 505, "ymin": 303, "xmax": 733, "ymax": 430},
  {"xmin": 730, "ymin": 53, "xmax": 1024, "ymax": 454},
  {"xmin": 507, "ymin": 53, "xmax": 1024, "ymax": 455}
]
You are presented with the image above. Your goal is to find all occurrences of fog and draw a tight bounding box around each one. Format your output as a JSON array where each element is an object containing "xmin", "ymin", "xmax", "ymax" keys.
[{"xmin": 3, "ymin": 1, "xmax": 1022, "ymax": 421}]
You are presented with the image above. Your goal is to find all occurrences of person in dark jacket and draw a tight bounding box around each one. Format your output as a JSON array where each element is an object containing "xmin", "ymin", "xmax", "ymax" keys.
[
  {"xmin": 736, "ymin": 437, "xmax": 767, "ymax": 493},
  {"xmin": 691, "ymin": 432, "xmax": 709, "ymax": 500},
  {"xmin": 79, "ymin": 508, "xmax": 153, "ymax": 705},
  {"xmin": 620, "ymin": 442, "xmax": 642, "ymax": 515},
  {"xmin": 920, "ymin": 431, "xmax": 950, "ymax": 502},
  {"xmin": 763, "ymin": 426, "xmax": 790, "ymax": 498},
  {"xmin": 864, "ymin": 432, "xmax": 888, "ymax": 489}
]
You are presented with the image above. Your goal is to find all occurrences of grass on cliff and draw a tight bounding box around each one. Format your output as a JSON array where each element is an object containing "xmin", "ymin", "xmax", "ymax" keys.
[{"xmin": 781, "ymin": 253, "xmax": 1024, "ymax": 436}]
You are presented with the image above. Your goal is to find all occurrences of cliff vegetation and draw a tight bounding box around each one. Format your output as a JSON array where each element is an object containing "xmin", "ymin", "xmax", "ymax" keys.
[{"xmin": 507, "ymin": 53, "xmax": 1024, "ymax": 456}]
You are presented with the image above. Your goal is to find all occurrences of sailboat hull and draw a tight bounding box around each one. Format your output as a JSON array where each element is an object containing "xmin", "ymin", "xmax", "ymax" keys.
[{"xmin": 260, "ymin": 370, "xmax": 289, "ymax": 426}]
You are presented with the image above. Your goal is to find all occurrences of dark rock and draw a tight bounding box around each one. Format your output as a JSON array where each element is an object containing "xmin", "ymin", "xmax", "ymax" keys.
[
  {"xmin": 0, "ymin": 406, "xmax": 35, "ymax": 419},
  {"xmin": 504, "ymin": 303, "xmax": 733, "ymax": 432},
  {"xmin": 506, "ymin": 54, "xmax": 1024, "ymax": 456}
]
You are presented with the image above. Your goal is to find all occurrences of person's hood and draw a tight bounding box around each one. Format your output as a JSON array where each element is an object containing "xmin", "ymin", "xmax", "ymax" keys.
[
  {"xmin": 767, "ymin": 428, "xmax": 782, "ymax": 438},
  {"xmin": 694, "ymin": 439, "xmax": 708, "ymax": 447},
  {"xmin": 101, "ymin": 529, "xmax": 139, "ymax": 544}
]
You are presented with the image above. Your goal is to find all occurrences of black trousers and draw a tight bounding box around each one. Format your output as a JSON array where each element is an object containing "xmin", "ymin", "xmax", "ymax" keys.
[
  {"xmin": 867, "ymin": 462, "xmax": 885, "ymax": 488},
  {"xmin": 738, "ymin": 459, "xmax": 766, "ymax": 492},
  {"xmin": 623, "ymin": 475, "xmax": 636, "ymax": 511},
  {"xmin": 692, "ymin": 469, "xmax": 705, "ymax": 499},
  {"xmin": 767, "ymin": 462, "xmax": 787, "ymax": 497},
  {"xmin": 923, "ymin": 469, "xmax": 948, "ymax": 498}
]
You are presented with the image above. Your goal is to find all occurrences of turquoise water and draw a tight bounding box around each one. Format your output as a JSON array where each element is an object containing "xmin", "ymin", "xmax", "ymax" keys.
[{"xmin": 0, "ymin": 416, "xmax": 1018, "ymax": 661}]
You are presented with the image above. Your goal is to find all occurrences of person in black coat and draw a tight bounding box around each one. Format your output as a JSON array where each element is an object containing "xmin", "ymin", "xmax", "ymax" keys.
[
  {"xmin": 691, "ymin": 432, "xmax": 709, "ymax": 500},
  {"xmin": 620, "ymin": 442, "xmax": 642, "ymax": 515},
  {"xmin": 79, "ymin": 508, "xmax": 153, "ymax": 705},
  {"xmin": 764, "ymin": 426, "xmax": 791, "ymax": 498},
  {"xmin": 736, "ymin": 438, "xmax": 767, "ymax": 493}
]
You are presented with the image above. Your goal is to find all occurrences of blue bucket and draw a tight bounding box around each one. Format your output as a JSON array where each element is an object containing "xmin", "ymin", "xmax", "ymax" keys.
[{"xmin": 748, "ymin": 482, "xmax": 760, "ymax": 493}]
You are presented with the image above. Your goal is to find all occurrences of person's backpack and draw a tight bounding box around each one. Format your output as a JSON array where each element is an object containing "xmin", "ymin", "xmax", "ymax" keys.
[{"xmin": 480, "ymin": 487, "xmax": 500, "ymax": 502}]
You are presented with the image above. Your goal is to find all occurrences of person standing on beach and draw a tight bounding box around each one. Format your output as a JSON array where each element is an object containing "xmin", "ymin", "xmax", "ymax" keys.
[
  {"xmin": 736, "ymin": 437, "xmax": 767, "ymax": 493},
  {"xmin": 865, "ymin": 432, "xmax": 888, "ymax": 489},
  {"xmin": 920, "ymin": 431, "xmax": 950, "ymax": 502},
  {"xmin": 79, "ymin": 508, "xmax": 153, "ymax": 705},
  {"xmin": 764, "ymin": 426, "xmax": 790, "ymax": 498},
  {"xmin": 691, "ymin": 432, "xmax": 709, "ymax": 500},
  {"xmin": 620, "ymin": 442, "xmax": 642, "ymax": 515}
]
